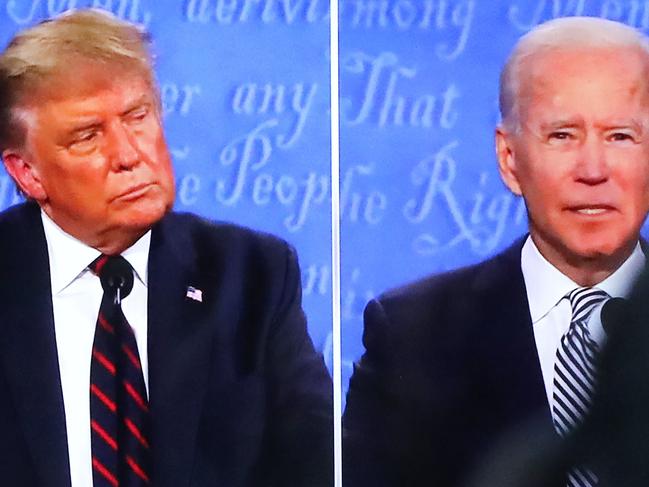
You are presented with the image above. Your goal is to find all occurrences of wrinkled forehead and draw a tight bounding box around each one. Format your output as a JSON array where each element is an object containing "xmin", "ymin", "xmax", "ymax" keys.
[{"xmin": 517, "ymin": 46, "xmax": 649, "ymax": 119}]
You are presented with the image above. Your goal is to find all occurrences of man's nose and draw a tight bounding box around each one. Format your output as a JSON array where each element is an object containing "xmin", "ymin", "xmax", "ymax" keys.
[
  {"xmin": 107, "ymin": 122, "xmax": 140, "ymax": 170},
  {"xmin": 574, "ymin": 136, "xmax": 609, "ymax": 184}
]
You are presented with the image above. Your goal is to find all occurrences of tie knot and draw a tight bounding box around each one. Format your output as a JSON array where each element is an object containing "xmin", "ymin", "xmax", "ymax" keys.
[
  {"xmin": 90, "ymin": 255, "xmax": 134, "ymax": 300},
  {"xmin": 568, "ymin": 287, "xmax": 609, "ymax": 324}
]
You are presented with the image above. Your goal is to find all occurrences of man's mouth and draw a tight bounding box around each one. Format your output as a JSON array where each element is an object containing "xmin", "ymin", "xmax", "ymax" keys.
[
  {"xmin": 114, "ymin": 183, "xmax": 155, "ymax": 201},
  {"xmin": 569, "ymin": 205, "xmax": 616, "ymax": 216},
  {"xmin": 576, "ymin": 208, "xmax": 608, "ymax": 215}
]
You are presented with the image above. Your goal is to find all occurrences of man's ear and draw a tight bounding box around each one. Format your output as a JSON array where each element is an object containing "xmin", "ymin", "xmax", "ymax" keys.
[
  {"xmin": 495, "ymin": 126, "xmax": 523, "ymax": 196},
  {"xmin": 1, "ymin": 149, "xmax": 47, "ymax": 201}
]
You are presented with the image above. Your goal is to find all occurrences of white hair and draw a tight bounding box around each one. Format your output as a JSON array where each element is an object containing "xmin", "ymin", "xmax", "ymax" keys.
[{"xmin": 499, "ymin": 16, "xmax": 649, "ymax": 131}]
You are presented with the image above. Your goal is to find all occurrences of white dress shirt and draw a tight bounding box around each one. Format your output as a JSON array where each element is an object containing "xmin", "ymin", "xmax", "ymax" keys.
[
  {"xmin": 41, "ymin": 210, "xmax": 150, "ymax": 487},
  {"xmin": 521, "ymin": 236, "xmax": 645, "ymax": 411}
]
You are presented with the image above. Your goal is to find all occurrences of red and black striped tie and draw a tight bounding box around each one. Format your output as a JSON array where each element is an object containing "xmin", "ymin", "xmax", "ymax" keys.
[{"xmin": 90, "ymin": 255, "xmax": 150, "ymax": 486}]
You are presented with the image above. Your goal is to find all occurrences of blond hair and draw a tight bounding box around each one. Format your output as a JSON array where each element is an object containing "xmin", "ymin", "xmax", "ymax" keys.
[
  {"xmin": 0, "ymin": 8, "xmax": 155, "ymax": 150},
  {"xmin": 499, "ymin": 16, "xmax": 649, "ymax": 131}
]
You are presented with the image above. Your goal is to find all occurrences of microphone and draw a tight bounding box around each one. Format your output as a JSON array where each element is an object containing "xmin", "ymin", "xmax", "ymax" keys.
[
  {"xmin": 98, "ymin": 256, "xmax": 134, "ymax": 303},
  {"xmin": 600, "ymin": 297, "xmax": 629, "ymax": 336}
]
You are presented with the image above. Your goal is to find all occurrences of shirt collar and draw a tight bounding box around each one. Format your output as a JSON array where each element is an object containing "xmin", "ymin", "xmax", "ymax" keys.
[
  {"xmin": 41, "ymin": 210, "xmax": 151, "ymax": 295},
  {"xmin": 521, "ymin": 235, "xmax": 645, "ymax": 323}
]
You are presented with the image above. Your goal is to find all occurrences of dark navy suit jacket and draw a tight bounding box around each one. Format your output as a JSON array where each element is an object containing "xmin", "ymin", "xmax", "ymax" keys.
[
  {"xmin": 0, "ymin": 202, "xmax": 333, "ymax": 487},
  {"xmin": 343, "ymin": 239, "xmax": 560, "ymax": 487}
]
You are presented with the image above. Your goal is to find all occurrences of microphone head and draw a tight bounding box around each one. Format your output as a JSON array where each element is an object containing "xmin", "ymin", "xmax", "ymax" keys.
[
  {"xmin": 601, "ymin": 297, "xmax": 629, "ymax": 336},
  {"xmin": 99, "ymin": 256, "xmax": 134, "ymax": 299}
]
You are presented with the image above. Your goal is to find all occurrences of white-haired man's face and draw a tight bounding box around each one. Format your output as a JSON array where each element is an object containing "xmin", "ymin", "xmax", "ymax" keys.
[{"xmin": 497, "ymin": 46, "xmax": 649, "ymax": 279}]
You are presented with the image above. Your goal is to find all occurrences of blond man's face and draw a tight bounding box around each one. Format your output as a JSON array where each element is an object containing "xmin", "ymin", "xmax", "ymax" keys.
[{"xmin": 5, "ymin": 69, "xmax": 175, "ymax": 250}]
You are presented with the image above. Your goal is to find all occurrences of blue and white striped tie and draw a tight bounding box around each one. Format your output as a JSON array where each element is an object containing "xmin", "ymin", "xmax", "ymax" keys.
[{"xmin": 553, "ymin": 287, "xmax": 609, "ymax": 486}]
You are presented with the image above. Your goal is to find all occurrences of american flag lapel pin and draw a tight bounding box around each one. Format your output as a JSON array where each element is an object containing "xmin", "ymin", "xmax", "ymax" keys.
[{"xmin": 186, "ymin": 286, "xmax": 203, "ymax": 302}]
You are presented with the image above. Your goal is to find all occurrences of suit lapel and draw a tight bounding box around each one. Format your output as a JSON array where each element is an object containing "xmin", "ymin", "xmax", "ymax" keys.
[
  {"xmin": 147, "ymin": 215, "xmax": 216, "ymax": 487},
  {"xmin": 472, "ymin": 238, "xmax": 554, "ymax": 430},
  {"xmin": 0, "ymin": 203, "xmax": 71, "ymax": 486},
  {"xmin": 0, "ymin": 207, "xmax": 219, "ymax": 486}
]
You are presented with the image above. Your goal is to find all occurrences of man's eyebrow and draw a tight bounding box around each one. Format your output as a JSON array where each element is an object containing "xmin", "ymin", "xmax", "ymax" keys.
[
  {"xmin": 121, "ymin": 94, "xmax": 150, "ymax": 115},
  {"xmin": 598, "ymin": 118, "xmax": 645, "ymax": 129},
  {"xmin": 539, "ymin": 119, "xmax": 583, "ymax": 130}
]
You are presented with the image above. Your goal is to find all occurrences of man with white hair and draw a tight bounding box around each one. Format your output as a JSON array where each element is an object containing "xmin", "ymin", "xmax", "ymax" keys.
[{"xmin": 344, "ymin": 16, "xmax": 649, "ymax": 487}]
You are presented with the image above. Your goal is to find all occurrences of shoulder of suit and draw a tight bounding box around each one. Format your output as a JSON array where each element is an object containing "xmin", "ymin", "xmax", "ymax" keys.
[
  {"xmin": 376, "ymin": 236, "xmax": 526, "ymax": 309},
  {"xmin": 0, "ymin": 201, "xmax": 38, "ymax": 226},
  {"xmin": 0, "ymin": 205, "xmax": 292, "ymax": 254},
  {"xmin": 0, "ymin": 201, "xmax": 42, "ymax": 251},
  {"xmin": 361, "ymin": 237, "xmax": 527, "ymax": 343},
  {"xmin": 157, "ymin": 211, "xmax": 294, "ymax": 261}
]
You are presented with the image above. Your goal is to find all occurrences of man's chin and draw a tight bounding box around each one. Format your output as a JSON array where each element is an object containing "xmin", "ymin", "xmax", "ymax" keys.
[
  {"xmin": 568, "ymin": 239, "xmax": 636, "ymax": 265},
  {"xmin": 119, "ymin": 208, "xmax": 168, "ymax": 232},
  {"xmin": 119, "ymin": 196, "xmax": 171, "ymax": 226}
]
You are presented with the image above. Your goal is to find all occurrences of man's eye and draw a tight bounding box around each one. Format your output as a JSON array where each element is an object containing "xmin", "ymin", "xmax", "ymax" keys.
[
  {"xmin": 68, "ymin": 130, "xmax": 99, "ymax": 153},
  {"xmin": 127, "ymin": 107, "xmax": 149, "ymax": 122},
  {"xmin": 549, "ymin": 131, "xmax": 571, "ymax": 140},
  {"xmin": 77, "ymin": 131, "xmax": 97, "ymax": 142},
  {"xmin": 609, "ymin": 132, "xmax": 634, "ymax": 142}
]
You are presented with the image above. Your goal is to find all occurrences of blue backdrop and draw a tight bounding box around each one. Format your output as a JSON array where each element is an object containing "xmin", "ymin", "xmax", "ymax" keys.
[
  {"xmin": 0, "ymin": 0, "xmax": 333, "ymax": 368},
  {"xmin": 3, "ymin": 1, "xmax": 649, "ymax": 400},
  {"xmin": 338, "ymin": 0, "xmax": 649, "ymax": 399}
]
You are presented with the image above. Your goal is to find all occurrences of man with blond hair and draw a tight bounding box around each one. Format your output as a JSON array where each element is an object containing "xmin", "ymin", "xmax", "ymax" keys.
[
  {"xmin": 0, "ymin": 9, "xmax": 332, "ymax": 487},
  {"xmin": 344, "ymin": 16, "xmax": 649, "ymax": 487}
]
